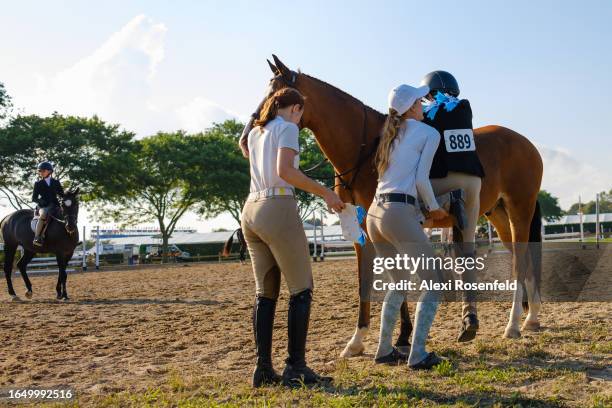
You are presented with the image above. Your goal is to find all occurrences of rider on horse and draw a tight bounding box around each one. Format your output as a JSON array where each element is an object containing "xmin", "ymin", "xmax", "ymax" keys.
[
  {"xmin": 420, "ymin": 70, "xmax": 485, "ymax": 342},
  {"xmin": 32, "ymin": 161, "xmax": 65, "ymax": 247}
]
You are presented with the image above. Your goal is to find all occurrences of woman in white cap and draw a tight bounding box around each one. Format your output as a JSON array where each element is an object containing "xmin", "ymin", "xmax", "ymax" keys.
[
  {"xmin": 367, "ymin": 84, "xmax": 447, "ymax": 369},
  {"xmin": 241, "ymin": 87, "xmax": 345, "ymax": 387}
]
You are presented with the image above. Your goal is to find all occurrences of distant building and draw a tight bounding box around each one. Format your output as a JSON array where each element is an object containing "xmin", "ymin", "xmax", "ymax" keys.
[
  {"xmin": 91, "ymin": 226, "xmax": 197, "ymax": 240},
  {"xmin": 543, "ymin": 213, "xmax": 611, "ymax": 234}
]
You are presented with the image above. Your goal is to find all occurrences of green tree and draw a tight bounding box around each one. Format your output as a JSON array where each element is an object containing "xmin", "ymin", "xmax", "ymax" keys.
[
  {"xmin": 195, "ymin": 122, "xmax": 334, "ymax": 224},
  {"xmin": 296, "ymin": 128, "xmax": 334, "ymax": 221},
  {"xmin": 538, "ymin": 190, "xmax": 563, "ymax": 221},
  {"xmin": 0, "ymin": 113, "xmax": 135, "ymax": 209},
  {"xmin": 538, "ymin": 190, "xmax": 564, "ymax": 221},
  {"xmin": 0, "ymin": 82, "xmax": 13, "ymax": 121},
  {"xmin": 194, "ymin": 120, "xmax": 250, "ymax": 224},
  {"xmin": 567, "ymin": 189, "xmax": 612, "ymax": 214},
  {"xmin": 91, "ymin": 131, "xmax": 227, "ymax": 260}
]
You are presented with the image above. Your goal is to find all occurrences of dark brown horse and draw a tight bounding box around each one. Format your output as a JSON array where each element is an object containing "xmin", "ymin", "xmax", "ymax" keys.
[
  {"xmin": 1, "ymin": 188, "xmax": 81, "ymax": 301},
  {"xmin": 242, "ymin": 55, "xmax": 543, "ymax": 356}
]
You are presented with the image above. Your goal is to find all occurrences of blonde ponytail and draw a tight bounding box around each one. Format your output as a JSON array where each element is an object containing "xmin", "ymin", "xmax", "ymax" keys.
[{"xmin": 375, "ymin": 108, "xmax": 409, "ymax": 176}]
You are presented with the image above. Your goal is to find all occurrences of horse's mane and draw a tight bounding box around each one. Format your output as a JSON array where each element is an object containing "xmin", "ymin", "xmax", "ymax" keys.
[{"xmin": 302, "ymin": 73, "xmax": 386, "ymax": 121}]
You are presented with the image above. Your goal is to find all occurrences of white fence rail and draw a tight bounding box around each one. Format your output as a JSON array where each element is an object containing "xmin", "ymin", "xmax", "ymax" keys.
[{"xmin": 16, "ymin": 252, "xmax": 86, "ymax": 275}]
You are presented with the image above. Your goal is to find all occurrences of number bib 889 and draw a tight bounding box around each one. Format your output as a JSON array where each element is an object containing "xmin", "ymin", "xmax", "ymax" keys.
[{"xmin": 443, "ymin": 129, "xmax": 476, "ymax": 152}]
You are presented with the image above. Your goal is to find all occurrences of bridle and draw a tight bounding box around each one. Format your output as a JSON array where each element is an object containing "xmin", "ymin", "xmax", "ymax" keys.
[
  {"xmin": 265, "ymin": 71, "xmax": 380, "ymax": 204},
  {"xmin": 51, "ymin": 204, "xmax": 78, "ymax": 235}
]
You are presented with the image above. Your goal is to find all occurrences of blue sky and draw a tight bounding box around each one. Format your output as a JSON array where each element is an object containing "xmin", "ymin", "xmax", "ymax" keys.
[{"xmin": 1, "ymin": 0, "xmax": 610, "ymax": 231}]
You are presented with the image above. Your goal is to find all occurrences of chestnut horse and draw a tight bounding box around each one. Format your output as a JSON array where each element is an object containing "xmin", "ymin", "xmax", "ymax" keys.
[{"xmin": 242, "ymin": 55, "xmax": 543, "ymax": 357}]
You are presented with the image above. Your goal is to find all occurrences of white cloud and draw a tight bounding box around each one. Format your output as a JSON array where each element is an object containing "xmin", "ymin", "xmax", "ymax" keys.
[
  {"xmin": 537, "ymin": 145, "xmax": 610, "ymax": 209},
  {"xmin": 0, "ymin": 15, "xmax": 244, "ymax": 231},
  {"xmin": 175, "ymin": 96, "xmax": 241, "ymax": 133},
  {"xmin": 19, "ymin": 14, "xmax": 238, "ymax": 136}
]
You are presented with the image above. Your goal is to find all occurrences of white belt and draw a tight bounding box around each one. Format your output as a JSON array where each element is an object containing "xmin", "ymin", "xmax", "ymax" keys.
[{"xmin": 247, "ymin": 187, "xmax": 295, "ymax": 201}]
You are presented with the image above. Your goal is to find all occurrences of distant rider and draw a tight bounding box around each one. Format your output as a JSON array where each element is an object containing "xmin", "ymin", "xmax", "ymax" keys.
[{"xmin": 32, "ymin": 161, "xmax": 64, "ymax": 246}]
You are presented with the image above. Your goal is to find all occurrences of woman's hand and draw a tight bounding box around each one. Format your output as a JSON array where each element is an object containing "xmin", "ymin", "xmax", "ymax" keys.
[
  {"xmin": 429, "ymin": 208, "xmax": 448, "ymax": 220},
  {"xmin": 323, "ymin": 190, "xmax": 345, "ymax": 213}
]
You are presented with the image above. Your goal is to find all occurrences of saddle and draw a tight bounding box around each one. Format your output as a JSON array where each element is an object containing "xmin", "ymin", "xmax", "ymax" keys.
[
  {"xmin": 31, "ymin": 217, "xmax": 51, "ymax": 235},
  {"xmin": 31, "ymin": 206, "xmax": 62, "ymax": 234}
]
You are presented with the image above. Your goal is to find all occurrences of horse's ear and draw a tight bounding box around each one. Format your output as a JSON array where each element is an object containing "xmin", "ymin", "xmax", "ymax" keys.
[
  {"xmin": 267, "ymin": 59, "xmax": 279, "ymax": 75},
  {"xmin": 272, "ymin": 54, "xmax": 291, "ymax": 78},
  {"xmin": 73, "ymin": 187, "xmax": 80, "ymax": 195}
]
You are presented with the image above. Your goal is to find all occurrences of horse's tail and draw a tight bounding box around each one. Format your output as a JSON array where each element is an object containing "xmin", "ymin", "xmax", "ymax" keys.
[
  {"xmin": 222, "ymin": 228, "xmax": 242, "ymax": 258},
  {"xmin": 524, "ymin": 200, "xmax": 542, "ymax": 311},
  {"xmin": 0, "ymin": 214, "xmax": 11, "ymax": 243},
  {"xmin": 236, "ymin": 228, "xmax": 247, "ymax": 261}
]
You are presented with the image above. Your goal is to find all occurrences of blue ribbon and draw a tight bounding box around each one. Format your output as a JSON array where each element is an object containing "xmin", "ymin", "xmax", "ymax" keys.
[
  {"xmin": 423, "ymin": 92, "xmax": 460, "ymax": 120},
  {"xmin": 355, "ymin": 205, "xmax": 367, "ymax": 247}
]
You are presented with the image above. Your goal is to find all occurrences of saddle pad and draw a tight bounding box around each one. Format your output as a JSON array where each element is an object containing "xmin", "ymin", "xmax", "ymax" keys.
[{"xmin": 31, "ymin": 217, "xmax": 39, "ymax": 233}]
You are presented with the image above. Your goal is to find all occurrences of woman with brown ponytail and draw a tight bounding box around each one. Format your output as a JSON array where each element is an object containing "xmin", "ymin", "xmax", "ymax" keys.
[
  {"xmin": 367, "ymin": 84, "xmax": 448, "ymax": 369},
  {"xmin": 241, "ymin": 87, "xmax": 344, "ymax": 387}
]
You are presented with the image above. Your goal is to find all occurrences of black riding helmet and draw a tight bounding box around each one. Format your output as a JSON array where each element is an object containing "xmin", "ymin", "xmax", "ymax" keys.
[
  {"xmin": 37, "ymin": 161, "xmax": 54, "ymax": 172},
  {"xmin": 420, "ymin": 71, "xmax": 460, "ymax": 97}
]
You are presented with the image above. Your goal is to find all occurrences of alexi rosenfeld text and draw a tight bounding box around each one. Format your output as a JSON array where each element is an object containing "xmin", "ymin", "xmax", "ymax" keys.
[{"xmin": 371, "ymin": 254, "xmax": 517, "ymax": 292}]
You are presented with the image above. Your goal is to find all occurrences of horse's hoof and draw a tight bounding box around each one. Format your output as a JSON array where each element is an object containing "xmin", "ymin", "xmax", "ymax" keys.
[
  {"xmin": 522, "ymin": 320, "xmax": 541, "ymax": 331},
  {"xmin": 25, "ymin": 291, "xmax": 32, "ymax": 299},
  {"xmin": 11, "ymin": 295, "xmax": 21, "ymax": 302},
  {"xmin": 503, "ymin": 327, "xmax": 522, "ymax": 339},
  {"xmin": 395, "ymin": 345, "xmax": 411, "ymax": 354},
  {"xmin": 340, "ymin": 342, "xmax": 364, "ymax": 358},
  {"xmin": 457, "ymin": 314, "xmax": 479, "ymax": 342}
]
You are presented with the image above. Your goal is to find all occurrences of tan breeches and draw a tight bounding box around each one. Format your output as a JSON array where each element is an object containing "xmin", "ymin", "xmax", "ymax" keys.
[
  {"xmin": 430, "ymin": 171, "xmax": 482, "ymax": 243},
  {"xmin": 430, "ymin": 172, "xmax": 482, "ymax": 317},
  {"xmin": 241, "ymin": 197, "xmax": 313, "ymax": 299}
]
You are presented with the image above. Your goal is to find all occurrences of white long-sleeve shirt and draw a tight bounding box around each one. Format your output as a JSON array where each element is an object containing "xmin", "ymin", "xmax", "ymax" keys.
[{"xmin": 375, "ymin": 119, "xmax": 440, "ymax": 211}]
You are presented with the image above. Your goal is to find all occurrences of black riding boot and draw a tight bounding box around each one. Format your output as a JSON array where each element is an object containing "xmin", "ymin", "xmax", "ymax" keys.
[
  {"xmin": 33, "ymin": 217, "xmax": 46, "ymax": 247},
  {"xmin": 455, "ymin": 241, "xmax": 480, "ymax": 342},
  {"xmin": 449, "ymin": 189, "xmax": 467, "ymax": 231},
  {"xmin": 282, "ymin": 289, "xmax": 332, "ymax": 387},
  {"xmin": 252, "ymin": 296, "xmax": 281, "ymax": 387}
]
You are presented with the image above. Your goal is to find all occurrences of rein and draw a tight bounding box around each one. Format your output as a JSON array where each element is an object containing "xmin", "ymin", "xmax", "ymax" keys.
[
  {"xmin": 273, "ymin": 70, "xmax": 379, "ymax": 203},
  {"xmin": 51, "ymin": 212, "xmax": 78, "ymax": 235},
  {"xmin": 50, "ymin": 215, "xmax": 66, "ymax": 224},
  {"xmin": 302, "ymin": 104, "xmax": 379, "ymax": 203}
]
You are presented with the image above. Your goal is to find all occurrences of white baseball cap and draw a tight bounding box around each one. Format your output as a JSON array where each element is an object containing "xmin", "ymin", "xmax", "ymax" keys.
[{"xmin": 388, "ymin": 84, "xmax": 430, "ymax": 115}]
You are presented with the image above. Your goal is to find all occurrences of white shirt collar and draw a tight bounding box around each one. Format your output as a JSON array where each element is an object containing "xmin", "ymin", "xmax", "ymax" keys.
[{"xmin": 44, "ymin": 176, "xmax": 51, "ymax": 186}]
